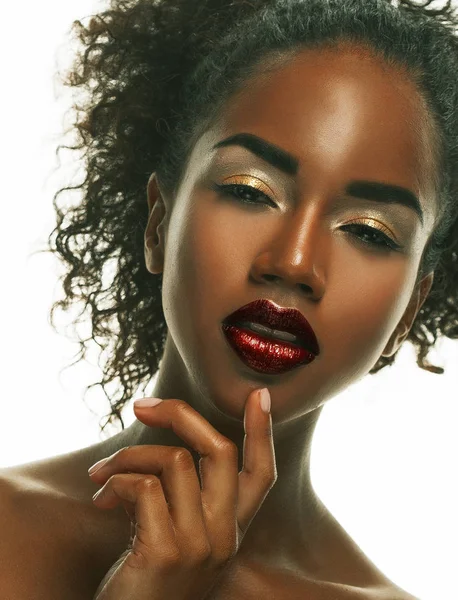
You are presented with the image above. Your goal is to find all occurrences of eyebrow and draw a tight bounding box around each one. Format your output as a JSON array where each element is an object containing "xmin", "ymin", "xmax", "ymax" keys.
[{"xmin": 212, "ymin": 132, "xmax": 424, "ymax": 226}]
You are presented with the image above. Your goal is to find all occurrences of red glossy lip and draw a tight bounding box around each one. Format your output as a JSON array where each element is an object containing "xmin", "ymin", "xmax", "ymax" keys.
[{"xmin": 223, "ymin": 299, "xmax": 320, "ymax": 356}]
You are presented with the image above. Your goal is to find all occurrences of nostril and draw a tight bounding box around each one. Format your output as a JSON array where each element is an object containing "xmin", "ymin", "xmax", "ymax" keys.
[{"xmin": 299, "ymin": 283, "xmax": 313, "ymax": 293}]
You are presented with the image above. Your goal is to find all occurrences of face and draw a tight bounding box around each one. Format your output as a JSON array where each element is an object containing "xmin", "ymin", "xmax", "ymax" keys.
[{"xmin": 144, "ymin": 43, "xmax": 437, "ymax": 423}]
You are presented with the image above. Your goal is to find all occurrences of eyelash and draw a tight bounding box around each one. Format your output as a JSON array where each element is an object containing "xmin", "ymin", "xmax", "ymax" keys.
[{"xmin": 213, "ymin": 182, "xmax": 402, "ymax": 251}]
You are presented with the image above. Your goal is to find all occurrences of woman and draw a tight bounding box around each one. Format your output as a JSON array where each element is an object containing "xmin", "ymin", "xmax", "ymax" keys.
[{"xmin": 1, "ymin": 0, "xmax": 457, "ymax": 598}]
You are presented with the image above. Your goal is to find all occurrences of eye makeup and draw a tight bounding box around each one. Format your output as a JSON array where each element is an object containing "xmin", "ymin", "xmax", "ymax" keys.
[
  {"xmin": 220, "ymin": 174, "xmax": 276, "ymax": 200},
  {"xmin": 211, "ymin": 173, "xmax": 408, "ymax": 252}
]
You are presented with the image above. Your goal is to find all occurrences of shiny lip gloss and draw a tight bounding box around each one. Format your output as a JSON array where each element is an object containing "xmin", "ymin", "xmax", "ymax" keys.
[{"xmin": 221, "ymin": 323, "xmax": 316, "ymax": 375}]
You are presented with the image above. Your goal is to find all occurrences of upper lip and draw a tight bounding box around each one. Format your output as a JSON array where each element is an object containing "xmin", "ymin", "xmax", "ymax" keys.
[{"xmin": 223, "ymin": 299, "xmax": 320, "ymax": 356}]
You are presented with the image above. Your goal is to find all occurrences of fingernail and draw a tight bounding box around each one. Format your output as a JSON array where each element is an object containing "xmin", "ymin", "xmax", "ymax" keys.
[
  {"xmin": 259, "ymin": 388, "xmax": 271, "ymax": 414},
  {"xmin": 88, "ymin": 457, "xmax": 109, "ymax": 475},
  {"xmin": 134, "ymin": 397, "xmax": 163, "ymax": 409}
]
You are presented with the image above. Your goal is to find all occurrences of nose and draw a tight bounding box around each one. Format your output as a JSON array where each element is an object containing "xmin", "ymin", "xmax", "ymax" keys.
[{"xmin": 249, "ymin": 212, "xmax": 326, "ymax": 300}]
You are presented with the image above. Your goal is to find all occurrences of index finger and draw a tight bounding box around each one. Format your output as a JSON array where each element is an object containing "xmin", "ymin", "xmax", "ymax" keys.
[{"xmin": 237, "ymin": 388, "xmax": 277, "ymax": 534}]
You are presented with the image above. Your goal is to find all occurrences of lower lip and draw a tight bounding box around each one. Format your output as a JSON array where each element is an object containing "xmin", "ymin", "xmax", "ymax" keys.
[{"xmin": 222, "ymin": 323, "xmax": 316, "ymax": 375}]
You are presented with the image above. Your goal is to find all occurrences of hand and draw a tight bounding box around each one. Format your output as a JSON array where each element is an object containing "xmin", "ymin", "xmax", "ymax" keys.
[{"xmin": 88, "ymin": 387, "xmax": 277, "ymax": 600}]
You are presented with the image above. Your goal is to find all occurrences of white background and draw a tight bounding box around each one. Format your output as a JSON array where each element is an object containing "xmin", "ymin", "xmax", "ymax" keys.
[{"xmin": 0, "ymin": 1, "xmax": 457, "ymax": 599}]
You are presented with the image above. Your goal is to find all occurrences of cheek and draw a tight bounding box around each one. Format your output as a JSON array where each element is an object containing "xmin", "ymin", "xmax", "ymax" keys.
[
  {"xmin": 323, "ymin": 257, "xmax": 416, "ymax": 376},
  {"xmin": 160, "ymin": 202, "xmax": 244, "ymax": 339},
  {"xmin": 180, "ymin": 202, "xmax": 255, "ymax": 289}
]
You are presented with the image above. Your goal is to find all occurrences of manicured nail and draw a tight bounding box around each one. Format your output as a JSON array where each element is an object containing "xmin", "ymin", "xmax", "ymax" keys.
[
  {"xmin": 134, "ymin": 397, "xmax": 163, "ymax": 409},
  {"xmin": 259, "ymin": 388, "xmax": 271, "ymax": 414},
  {"xmin": 88, "ymin": 457, "xmax": 109, "ymax": 475}
]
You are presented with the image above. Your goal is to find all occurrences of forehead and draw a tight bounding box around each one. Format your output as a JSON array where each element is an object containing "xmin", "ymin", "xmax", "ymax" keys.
[{"xmin": 212, "ymin": 43, "xmax": 437, "ymax": 225}]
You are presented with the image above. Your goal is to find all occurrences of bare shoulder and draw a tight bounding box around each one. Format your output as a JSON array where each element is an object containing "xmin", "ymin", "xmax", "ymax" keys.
[
  {"xmin": 0, "ymin": 472, "xmax": 24, "ymax": 595},
  {"xmin": 0, "ymin": 469, "xmax": 55, "ymax": 598},
  {"xmin": 222, "ymin": 501, "xmax": 421, "ymax": 600},
  {"xmin": 271, "ymin": 570, "xmax": 420, "ymax": 600},
  {"xmin": 270, "ymin": 573, "xmax": 420, "ymax": 600},
  {"xmin": 0, "ymin": 468, "xmax": 86, "ymax": 599},
  {"xmin": 364, "ymin": 582, "xmax": 420, "ymax": 600},
  {"xmin": 212, "ymin": 553, "xmax": 419, "ymax": 600},
  {"xmin": 0, "ymin": 464, "xmax": 126, "ymax": 600},
  {"xmin": 300, "ymin": 504, "xmax": 421, "ymax": 600}
]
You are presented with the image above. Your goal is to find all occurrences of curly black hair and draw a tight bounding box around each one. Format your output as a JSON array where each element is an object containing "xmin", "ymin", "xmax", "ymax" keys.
[{"xmin": 35, "ymin": 0, "xmax": 458, "ymax": 435}]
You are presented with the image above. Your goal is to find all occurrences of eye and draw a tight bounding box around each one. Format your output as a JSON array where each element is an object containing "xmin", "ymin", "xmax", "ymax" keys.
[
  {"xmin": 340, "ymin": 222, "xmax": 401, "ymax": 251},
  {"xmin": 213, "ymin": 182, "xmax": 402, "ymax": 251},
  {"xmin": 212, "ymin": 182, "xmax": 276, "ymax": 207}
]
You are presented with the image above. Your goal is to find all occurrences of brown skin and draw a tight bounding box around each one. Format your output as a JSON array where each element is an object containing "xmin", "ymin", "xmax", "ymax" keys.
[
  {"xmin": 1, "ymin": 41, "xmax": 436, "ymax": 598},
  {"xmin": 86, "ymin": 390, "xmax": 278, "ymax": 600}
]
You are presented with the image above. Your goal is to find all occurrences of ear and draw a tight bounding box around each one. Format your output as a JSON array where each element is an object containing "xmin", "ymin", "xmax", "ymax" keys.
[
  {"xmin": 381, "ymin": 271, "xmax": 434, "ymax": 358},
  {"xmin": 144, "ymin": 172, "xmax": 167, "ymax": 275}
]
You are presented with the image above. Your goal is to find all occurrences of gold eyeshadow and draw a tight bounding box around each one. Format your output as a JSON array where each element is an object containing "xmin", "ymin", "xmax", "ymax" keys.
[
  {"xmin": 221, "ymin": 174, "xmax": 276, "ymax": 199},
  {"xmin": 218, "ymin": 174, "xmax": 403, "ymax": 243},
  {"xmin": 339, "ymin": 216, "xmax": 398, "ymax": 242}
]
